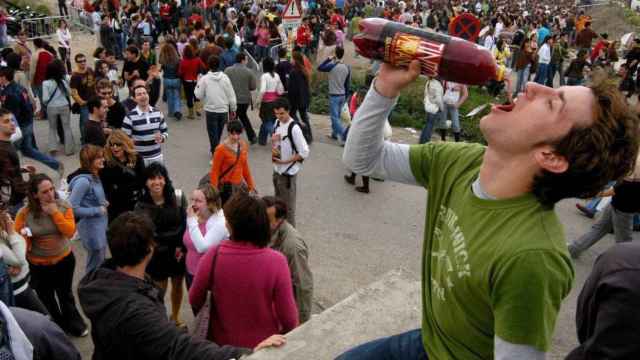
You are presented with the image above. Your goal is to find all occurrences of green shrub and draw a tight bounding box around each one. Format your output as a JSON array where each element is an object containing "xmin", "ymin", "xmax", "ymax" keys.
[{"xmin": 309, "ymin": 70, "xmax": 494, "ymax": 144}]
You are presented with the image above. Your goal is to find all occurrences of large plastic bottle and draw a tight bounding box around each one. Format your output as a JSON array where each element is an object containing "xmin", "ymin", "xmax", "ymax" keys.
[{"xmin": 353, "ymin": 18, "xmax": 497, "ymax": 85}]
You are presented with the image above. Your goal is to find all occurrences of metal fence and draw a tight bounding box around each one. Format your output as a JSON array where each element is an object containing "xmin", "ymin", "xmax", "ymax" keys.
[{"xmin": 20, "ymin": 7, "xmax": 92, "ymax": 40}]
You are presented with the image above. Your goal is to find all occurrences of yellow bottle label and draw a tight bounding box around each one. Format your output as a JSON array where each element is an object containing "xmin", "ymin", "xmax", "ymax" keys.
[{"xmin": 384, "ymin": 33, "xmax": 446, "ymax": 77}]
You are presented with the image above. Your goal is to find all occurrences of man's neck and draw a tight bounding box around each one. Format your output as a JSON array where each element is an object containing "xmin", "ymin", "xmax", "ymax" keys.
[
  {"xmin": 478, "ymin": 147, "xmax": 536, "ymax": 200},
  {"xmin": 117, "ymin": 264, "xmax": 147, "ymax": 280},
  {"xmin": 89, "ymin": 115, "xmax": 101, "ymax": 122},
  {"xmin": 0, "ymin": 133, "xmax": 10, "ymax": 142},
  {"xmin": 137, "ymin": 104, "xmax": 151, "ymax": 113}
]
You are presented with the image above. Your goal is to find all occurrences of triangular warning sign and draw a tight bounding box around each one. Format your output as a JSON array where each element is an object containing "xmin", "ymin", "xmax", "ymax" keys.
[{"xmin": 283, "ymin": 0, "xmax": 302, "ymax": 20}]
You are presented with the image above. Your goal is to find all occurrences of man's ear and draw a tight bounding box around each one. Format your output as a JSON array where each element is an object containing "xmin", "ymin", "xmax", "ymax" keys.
[{"xmin": 534, "ymin": 146, "xmax": 568, "ymax": 174}]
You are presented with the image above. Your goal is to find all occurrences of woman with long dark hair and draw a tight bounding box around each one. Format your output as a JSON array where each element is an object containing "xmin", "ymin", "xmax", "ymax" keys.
[
  {"xmin": 287, "ymin": 51, "xmax": 313, "ymax": 143},
  {"xmin": 257, "ymin": 57, "xmax": 284, "ymax": 145},
  {"xmin": 159, "ymin": 42, "xmax": 182, "ymax": 120},
  {"xmin": 135, "ymin": 163, "xmax": 187, "ymax": 327},
  {"xmin": 42, "ymin": 59, "xmax": 74, "ymax": 156},
  {"xmin": 14, "ymin": 174, "xmax": 88, "ymax": 337}
]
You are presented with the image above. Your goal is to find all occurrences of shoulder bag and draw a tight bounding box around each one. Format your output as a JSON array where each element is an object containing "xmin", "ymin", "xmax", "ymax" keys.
[{"xmin": 190, "ymin": 246, "xmax": 221, "ymax": 340}]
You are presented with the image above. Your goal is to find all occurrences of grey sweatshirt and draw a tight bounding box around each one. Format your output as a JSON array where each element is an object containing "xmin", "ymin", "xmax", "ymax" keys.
[{"xmin": 224, "ymin": 63, "xmax": 257, "ymax": 105}]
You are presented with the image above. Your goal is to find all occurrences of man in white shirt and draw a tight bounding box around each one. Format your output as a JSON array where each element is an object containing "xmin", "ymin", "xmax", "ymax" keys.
[{"xmin": 271, "ymin": 98, "xmax": 310, "ymax": 227}]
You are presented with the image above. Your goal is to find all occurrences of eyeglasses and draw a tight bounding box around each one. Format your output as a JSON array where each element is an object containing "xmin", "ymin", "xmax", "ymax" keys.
[
  {"xmin": 100, "ymin": 92, "xmax": 113, "ymax": 96},
  {"xmin": 109, "ymin": 142, "xmax": 122, "ymax": 147},
  {"xmin": 76, "ymin": 60, "xmax": 86, "ymax": 64}
]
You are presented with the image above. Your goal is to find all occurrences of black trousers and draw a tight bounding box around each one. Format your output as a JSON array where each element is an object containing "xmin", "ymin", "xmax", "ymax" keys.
[
  {"xmin": 236, "ymin": 103, "xmax": 256, "ymax": 142},
  {"xmin": 29, "ymin": 253, "xmax": 86, "ymax": 335},
  {"xmin": 15, "ymin": 286, "xmax": 49, "ymax": 316},
  {"xmin": 58, "ymin": 47, "xmax": 72, "ymax": 74},
  {"xmin": 182, "ymin": 80, "xmax": 196, "ymax": 108},
  {"xmin": 290, "ymin": 103, "xmax": 313, "ymax": 142}
]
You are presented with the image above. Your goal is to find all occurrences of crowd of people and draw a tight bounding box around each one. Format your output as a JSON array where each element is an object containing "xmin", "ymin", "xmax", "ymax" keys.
[{"xmin": 0, "ymin": 0, "xmax": 637, "ymax": 358}]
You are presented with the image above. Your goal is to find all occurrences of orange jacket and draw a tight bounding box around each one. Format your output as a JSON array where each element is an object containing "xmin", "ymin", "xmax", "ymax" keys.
[
  {"xmin": 210, "ymin": 141, "xmax": 255, "ymax": 191},
  {"xmin": 14, "ymin": 205, "xmax": 75, "ymax": 265}
]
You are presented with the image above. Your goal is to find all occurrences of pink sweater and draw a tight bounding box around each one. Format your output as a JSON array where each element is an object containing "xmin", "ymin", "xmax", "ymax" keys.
[
  {"xmin": 189, "ymin": 241, "xmax": 299, "ymax": 348},
  {"xmin": 183, "ymin": 222, "xmax": 206, "ymax": 275}
]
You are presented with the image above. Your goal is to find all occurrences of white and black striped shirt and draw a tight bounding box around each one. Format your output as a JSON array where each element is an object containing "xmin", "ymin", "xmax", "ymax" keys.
[{"xmin": 122, "ymin": 105, "xmax": 168, "ymax": 161}]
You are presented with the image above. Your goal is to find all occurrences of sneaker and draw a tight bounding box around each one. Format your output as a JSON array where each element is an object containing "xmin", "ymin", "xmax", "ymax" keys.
[
  {"xmin": 249, "ymin": 138, "xmax": 257, "ymax": 145},
  {"xmin": 575, "ymin": 203, "xmax": 595, "ymax": 219},
  {"xmin": 174, "ymin": 112, "xmax": 183, "ymax": 121},
  {"xmin": 355, "ymin": 186, "xmax": 370, "ymax": 194}
]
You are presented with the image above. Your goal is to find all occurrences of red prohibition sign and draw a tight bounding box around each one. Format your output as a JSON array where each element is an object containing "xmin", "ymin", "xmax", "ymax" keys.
[{"xmin": 449, "ymin": 13, "xmax": 481, "ymax": 42}]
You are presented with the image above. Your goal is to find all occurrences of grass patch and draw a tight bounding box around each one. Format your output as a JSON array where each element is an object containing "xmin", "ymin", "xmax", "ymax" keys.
[{"xmin": 309, "ymin": 70, "xmax": 494, "ymax": 144}]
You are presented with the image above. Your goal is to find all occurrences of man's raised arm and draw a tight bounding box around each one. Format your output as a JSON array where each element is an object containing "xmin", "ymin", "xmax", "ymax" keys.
[{"xmin": 342, "ymin": 61, "xmax": 422, "ymax": 186}]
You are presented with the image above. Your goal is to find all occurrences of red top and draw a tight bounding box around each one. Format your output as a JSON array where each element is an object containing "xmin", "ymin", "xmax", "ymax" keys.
[
  {"xmin": 178, "ymin": 57, "xmax": 204, "ymax": 81},
  {"xmin": 189, "ymin": 241, "xmax": 299, "ymax": 349},
  {"xmin": 189, "ymin": 14, "xmax": 203, "ymax": 26},
  {"xmin": 296, "ymin": 25, "xmax": 311, "ymax": 47},
  {"xmin": 34, "ymin": 51, "xmax": 54, "ymax": 86}
]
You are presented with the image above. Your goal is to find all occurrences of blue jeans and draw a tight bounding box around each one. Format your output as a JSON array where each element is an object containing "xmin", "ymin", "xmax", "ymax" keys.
[
  {"xmin": 546, "ymin": 62, "xmax": 565, "ymax": 87},
  {"xmin": 205, "ymin": 111, "xmax": 228, "ymax": 154},
  {"xmin": 514, "ymin": 65, "xmax": 530, "ymax": 96},
  {"xmin": 79, "ymin": 105, "xmax": 89, "ymax": 144},
  {"xmin": 329, "ymin": 95, "xmax": 346, "ymax": 140},
  {"xmin": 534, "ymin": 63, "xmax": 550, "ymax": 85},
  {"xmin": 259, "ymin": 119, "xmax": 275, "ymax": 146},
  {"xmin": 256, "ymin": 45, "xmax": 269, "ymax": 62},
  {"xmin": 18, "ymin": 124, "xmax": 60, "ymax": 170},
  {"xmin": 336, "ymin": 329, "xmax": 428, "ymax": 360},
  {"xmin": 419, "ymin": 111, "xmax": 443, "ymax": 144},
  {"xmin": 85, "ymin": 246, "xmax": 106, "ymax": 274},
  {"xmin": 442, "ymin": 104, "xmax": 460, "ymax": 133},
  {"xmin": 0, "ymin": 260, "xmax": 14, "ymax": 306},
  {"xmin": 163, "ymin": 78, "xmax": 181, "ymax": 116}
]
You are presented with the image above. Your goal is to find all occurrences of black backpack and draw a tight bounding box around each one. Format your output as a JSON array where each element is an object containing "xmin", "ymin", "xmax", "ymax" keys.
[{"xmin": 275, "ymin": 120, "xmax": 304, "ymax": 174}]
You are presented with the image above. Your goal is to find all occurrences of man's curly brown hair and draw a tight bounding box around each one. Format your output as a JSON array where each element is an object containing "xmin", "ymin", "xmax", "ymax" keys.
[{"xmin": 532, "ymin": 80, "xmax": 640, "ymax": 208}]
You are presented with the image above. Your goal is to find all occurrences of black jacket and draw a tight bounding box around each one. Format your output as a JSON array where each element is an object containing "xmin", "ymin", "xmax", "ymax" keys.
[
  {"xmin": 78, "ymin": 259, "xmax": 251, "ymax": 360},
  {"xmin": 99, "ymin": 154, "xmax": 145, "ymax": 222},
  {"xmin": 566, "ymin": 242, "xmax": 640, "ymax": 360},
  {"xmin": 287, "ymin": 68, "xmax": 310, "ymax": 109}
]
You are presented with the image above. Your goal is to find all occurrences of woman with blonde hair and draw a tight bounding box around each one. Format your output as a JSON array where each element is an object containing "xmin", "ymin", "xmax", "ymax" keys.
[
  {"xmin": 159, "ymin": 43, "xmax": 182, "ymax": 120},
  {"xmin": 68, "ymin": 145, "xmax": 108, "ymax": 273},
  {"xmin": 183, "ymin": 184, "xmax": 228, "ymax": 288},
  {"xmin": 99, "ymin": 130, "xmax": 145, "ymax": 222}
]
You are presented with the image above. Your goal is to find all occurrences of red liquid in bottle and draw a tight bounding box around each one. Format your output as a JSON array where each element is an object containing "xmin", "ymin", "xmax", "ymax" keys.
[{"xmin": 353, "ymin": 18, "xmax": 497, "ymax": 85}]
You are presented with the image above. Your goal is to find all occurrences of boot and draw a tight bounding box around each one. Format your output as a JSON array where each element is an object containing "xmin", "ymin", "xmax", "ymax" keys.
[
  {"xmin": 195, "ymin": 101, "xmax": 202, "ymax": 116},
  {"xmin": 344, "ymin": 173, "xmax": 356, "ymax": 185},
  {"xmin": 356, "ymin": 176, "xmax": 370, "ymax": 193},
  {"xmin": 439, "ymin": 129, "xmax": 447, "ymax": 141},
  {"xmin": 187, "ymin": 107, "xmax": 194, "ymax": 119},
  {"xmin": 454, "ymin": 132, "xmax": 461, "ymax": 142}
]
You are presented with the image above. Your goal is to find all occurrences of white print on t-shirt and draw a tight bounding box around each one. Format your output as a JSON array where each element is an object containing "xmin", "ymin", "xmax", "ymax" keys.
[{"xmin": 431, "ymin": 205, "xmax": 472, "ymax": 301}]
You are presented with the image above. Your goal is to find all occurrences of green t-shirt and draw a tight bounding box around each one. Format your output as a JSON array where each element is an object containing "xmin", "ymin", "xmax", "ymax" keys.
[{"xmin": 409, "ymin": 142, "xmax": 574, "ymax": 360}]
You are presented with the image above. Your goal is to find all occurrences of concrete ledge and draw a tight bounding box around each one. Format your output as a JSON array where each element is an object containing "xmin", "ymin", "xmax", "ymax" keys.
[{"xmin": 248, "ymin": 269, "xmax": 421, "ymax": 359}]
